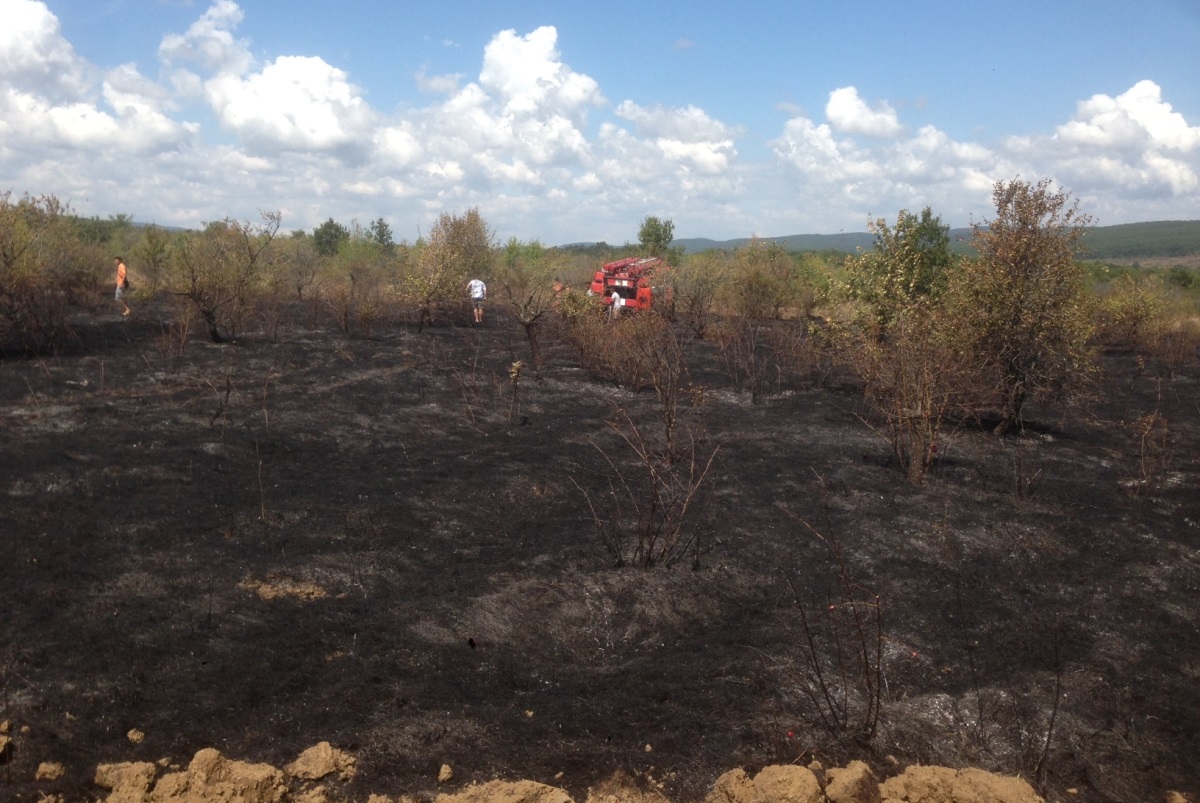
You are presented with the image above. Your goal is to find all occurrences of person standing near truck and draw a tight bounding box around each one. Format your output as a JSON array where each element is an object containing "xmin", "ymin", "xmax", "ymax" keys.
[
  {"xmin": 467, "ymin": 277, "xmax": 487, "ymax": 324},
  {"xmin": 608, "ymin": 289, "xmax": 625, "ymax": 322},
  {"xmin": 114, "ymin": 256, "xmax": 132, "ymax": 317}
]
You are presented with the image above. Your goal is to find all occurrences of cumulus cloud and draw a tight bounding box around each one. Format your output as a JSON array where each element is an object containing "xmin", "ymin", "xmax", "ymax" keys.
[
  {"xmin": 1041, "ymin": 80, "xmax": 1200, "ymax": 197},
  {"xmin": 771, "ymin": 78, "xmax": 1200, "ymax": 229},
  {"xmin": 612, "ymin": 101, "xmax": 739, "ymax": 175},
  {"xmin": 206, "ymin": 56, "xmax": 375, "ymax": 153},
  {"xmin": 2, "ymin": 0, "xmax": 1197, "ymax": 242},
  {"xmin": 826, "ymin": 87, "xmax": 903, "ymax": 138},
  {"xmin": 0, "ymin": 0, "xmax": 190, "ymax": 159},
  {"xmin": 1059, "ymin": 80, "xmax": 1200, "ymax": 153},
  {"xmin": 770, "ymin": 100, "xmax": 1007, "ymax": 229},
  {"xmin": 0, "ymin": 0, "xmax": 92, "ymax": 100},
  {"xmin": 416, "ymin": 68, "xmax": 462, "ymax": 95},
  {"xmin": 400, "ymin": 26, "xmax": 606, "ymax": 190},
  {"xmin": 478, "ymin": 26, "xmax": 604, "ymax": 120},
  {"xmin": 158, "ymin": 0, "xmax": 252, "ymax": 75}
]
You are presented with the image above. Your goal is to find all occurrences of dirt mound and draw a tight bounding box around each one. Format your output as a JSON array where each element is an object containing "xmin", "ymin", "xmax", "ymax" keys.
[
  {"xmin": 95, "ymin": 748, "xmax": 287, "ymax": 803},
  {"xmin": 88, "ymin": 745, "xmax": 1063, "ymax": 803}
]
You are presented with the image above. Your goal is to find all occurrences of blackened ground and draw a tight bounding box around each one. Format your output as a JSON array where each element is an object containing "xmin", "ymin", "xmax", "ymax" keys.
[{"xmin": 1, "ymin": 299, "xmax": 1197, "ymax": 803}]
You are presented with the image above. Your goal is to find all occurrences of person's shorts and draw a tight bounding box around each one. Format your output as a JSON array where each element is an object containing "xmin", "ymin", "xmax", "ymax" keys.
[
  {"xmin": 115, "ymin": 287, "xmax": 127, "ymax": 301},
  {"xmin": 472, "ymin": 298, "xmax": 485, "ymax": 309}
]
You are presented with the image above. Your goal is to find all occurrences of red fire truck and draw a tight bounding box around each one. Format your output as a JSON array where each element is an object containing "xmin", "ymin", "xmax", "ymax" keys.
[{"xmin": 587, "ymin": 256, "xmax": 670, "ymax": 311}]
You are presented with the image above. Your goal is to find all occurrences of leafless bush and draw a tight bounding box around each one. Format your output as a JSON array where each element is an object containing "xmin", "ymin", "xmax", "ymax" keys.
[
  {"xmin": 1137, "ymin": 314, "xmax": 1200, "ymax": 379},
  {"xmin": 1008, "ymin": 434, "xmax": 1047, "ymax": 504},
  {"xmin": 251, "ymin": 289, "xmax": 290, "ymax": 344},
  {"xmin": 767, "ymin": 318, "xmax": 840, "ymax": 390},
  {"xmin": 776, "ymin": 500, "xmax": 884, "ymax": 746},
  {"xmin": 711, "ymin": 318, "xmax": 782, "ymax": 404},
  {"xmin": 845, "ymin": 307, "xmax": 975, "ymax": 484},
  {"xmin": 442, "ymin": 339, "xmax": 490, "ymax": 425},
  {"xmin": 573, "ymin": 409, "xmax": 719, "ymax": 568},
  {"xmin": 1121, "ymin": 406, "xmax": 1174, "ymax": 500},
  {"xmin": 192, "ymin": 357, "xmax": 240, "ymax": 438},
  {"xmin": 155, "ymin": 299, "xmax": 197, "ymax": 372}
]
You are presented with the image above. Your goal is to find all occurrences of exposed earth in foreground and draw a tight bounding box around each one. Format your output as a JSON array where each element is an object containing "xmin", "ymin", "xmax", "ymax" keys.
[{"xmin": 1, "ymin": 299, "xmax": 1198, "ymax": 803}]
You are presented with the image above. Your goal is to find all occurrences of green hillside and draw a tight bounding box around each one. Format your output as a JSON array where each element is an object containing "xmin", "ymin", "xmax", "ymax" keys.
[
  {"xmin": 674, "ymin": 220, "xmax": 1200, "ymax": 259},
  {"xmin": 1078, "ymin": 220, "xmax": 1200, "ymax": 259}
]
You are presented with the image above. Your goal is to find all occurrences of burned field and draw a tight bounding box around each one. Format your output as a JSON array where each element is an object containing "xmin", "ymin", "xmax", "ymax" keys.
[{"xmin": 1, "ymin": 300, "xmax": 1198, "ymax": 802}]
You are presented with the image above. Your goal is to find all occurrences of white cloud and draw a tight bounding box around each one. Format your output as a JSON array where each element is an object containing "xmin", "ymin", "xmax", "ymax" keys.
[
  {"xmin": 206, "ymin": 55, "xmax": 375, "ymax": 152},
  {"xmin": 158, "ymin": 0, "xmax": 252, "ymax": 75},
  {"xmin": 416, "ymin": 68, "xmax": 462, "ymax": 95},
  {"xmin": 1, "ymin": 0, "xmax": 1198, "ymax": 243},
  {"xmin": 1060, "ymin": 80, "xmax": 1200, "ymax": 153},
  {"xmin": 0, "ymin": 3, "xmax": 188, "ymax": 158},
  {"xmin": 374, "ymin": 124, "xmax": 423, "ymax": 168},
  {"xmin": 614, "ymin": 101, "xmax": 736, "ymax": 142},
  {"xmin": 826, "ymin": 87, "xmax": 903, "ymax": 138},
  {"xmin": 772, "ymin": 116, "xmax": 876, "ymax": 181},
  {"xmin": 770, "ymin": 105, "xmax": 1011, "ymax": 231},
  {"xmin": 612, "ymin": 101, "xmax": 738, "ymax": 175},
  {"xmin": 478, "ymin": 26, "xmax": 604, "ymax": 120},
  {"xmin": 1018, "ymin": 79, "xmax": 1200, "ymax": 200},
  {"xmin": 0, "ymin": 0, "xmax": 92, "ymax": 100}
]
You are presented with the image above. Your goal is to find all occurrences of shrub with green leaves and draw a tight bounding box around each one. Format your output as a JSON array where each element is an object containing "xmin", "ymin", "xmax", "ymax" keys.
[
  {"xmin": 946, "ymin": 179, "xmax": 1096, "ymax": 434},
  {"xmin": 842, "ymin": 207, "xmax": 954, "ymax": 333},
  {"xmin": 0, "ymin": 192, "xmax": 95, "ymax": 352}
]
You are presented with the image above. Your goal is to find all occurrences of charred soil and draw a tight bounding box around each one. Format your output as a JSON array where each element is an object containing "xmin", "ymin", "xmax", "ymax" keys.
[{"xmin": 1, "ymin": 300, "xmax": 1198, "ymax": 802}]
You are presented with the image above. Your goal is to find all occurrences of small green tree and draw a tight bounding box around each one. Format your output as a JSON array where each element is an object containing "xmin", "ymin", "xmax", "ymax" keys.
[
  {"xmin": 368, "ymin": 217, "xmax": 395, "ymax": 253},
  {"xmin": 313, "ymin": 218, "xmax": 350, "ymax": 257},
  {"xmin": 404, "ymin": 208, "xmax": 494, "ymax": 330},
  {"xmin": 948, "ymin": 178, "xmax": 1095, "ymax": 434},
  {"xmin": 671, "ymin": 251, "xmax": 729, "ymax": 338},
  {"xmin": 0, "ymin": 192, "xmax": 90, "ymax": 351},
  {"xmin": 844, "ymin": 207, "xmax": 953, "ymax": 331},
  {"xmin": 132, "ymin": 224, "xmax": 172, "ymax": 290},
  {"xmin": 638, "ymin": 215, "xmax": 677, "ymax": 260},
  {"xmin": 727, "ymin": 237, "xmax": 795, "ymax": 320},
  {"xmin": 321, "ymin": 235, "xmax": 396, "ymax": 337}
]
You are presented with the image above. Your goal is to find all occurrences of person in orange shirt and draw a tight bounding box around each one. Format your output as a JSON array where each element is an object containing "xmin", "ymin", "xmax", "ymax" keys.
[{"xmin": 114, "ymin": 256, "xmax": 131, "ymax": 317}]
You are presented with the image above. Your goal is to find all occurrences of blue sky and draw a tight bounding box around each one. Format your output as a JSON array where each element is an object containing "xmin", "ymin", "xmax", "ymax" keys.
[{"xmin": 3, "ymin": 0, "xmax": 1198, "ymax": 245}]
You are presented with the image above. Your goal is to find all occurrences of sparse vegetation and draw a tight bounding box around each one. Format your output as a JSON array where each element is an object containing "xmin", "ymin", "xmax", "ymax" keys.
[{"xmin": 1, "ymin": 186, "xmax": 1199, "ymax": 803}]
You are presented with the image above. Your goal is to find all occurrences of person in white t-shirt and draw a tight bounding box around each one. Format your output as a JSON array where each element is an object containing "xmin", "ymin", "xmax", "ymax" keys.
[
  {"xmin": 608, "ymin": 290, "xmax": 625, "ymax": 321},
  {"xmin": 467, "ymin": 278, "xmax": 487, "ymax": 324}
]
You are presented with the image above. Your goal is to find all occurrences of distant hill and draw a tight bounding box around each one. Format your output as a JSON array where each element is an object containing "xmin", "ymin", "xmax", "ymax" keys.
[
  {"xmin": 674, "ymin": 232, "xmax": 876, "ymax": 254},
  {"xmin": 671, "ymin": 220, "xmax": 1200, "ymax": 260}
]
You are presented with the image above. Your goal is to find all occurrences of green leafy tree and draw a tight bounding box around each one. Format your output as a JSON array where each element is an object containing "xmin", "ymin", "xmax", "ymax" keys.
[
  {"xmin": 0, "ymin": 192, "xmax": 90, "ymax": 351},
  {"xmin": 671, "ymin": 250, "xmax": 729, "ymax": 337},
  {"xmin": 132, "ymin": 224, "xmax": 172, "ymax": 291},
  {"xmin": 844, "ymin": 207, "xmax": 954, "ymax": 331},
  {"xmin": 404, "ymin": 207, "xmax": 494, "ymax": 330},
  {"xmin": 368, "ymin": 218, "xmax": 395, "ymax": 253},
  {"xmin": 727, "ymin": 237, "xmax": 794, "ymax": 321},
  {"xmin": 638, "ymin": 215, "xmax": 677, "ymax": 260},
  {"xmin": 948, "ymin": 178, "xmax": 1095, "ymax": 434},
  {"xmin": 313, "ymin": 218, "xmax": 349, "ymax": 257}
]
